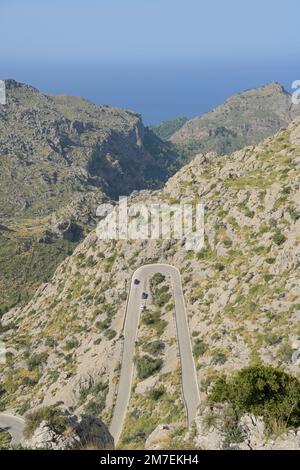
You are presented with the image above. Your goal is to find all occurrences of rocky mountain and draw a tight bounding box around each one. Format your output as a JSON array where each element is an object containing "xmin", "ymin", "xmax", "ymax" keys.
[
  {"xmin": 0, "ymin": 79, "xmax": 178, "ymax": 311},
  {"xmin": 1, "ymin": 116, "xmax": 300, "ymax": 449},
  {"xmin": 0, "ymin": 79, "xmax": 178, "ymax": 216},
  {"xmin": 170, "ymin": 82, "xmax": 300, "ymax": 158}
]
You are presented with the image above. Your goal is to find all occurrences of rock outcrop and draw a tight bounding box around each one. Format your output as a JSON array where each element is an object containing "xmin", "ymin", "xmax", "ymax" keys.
[
  {"xmin": 22, "ymin": 410, "xmax": 114, "ymax": 450},
  {"xmin": 194, "ymin": 406, "xmax": 300, "ymax": 450}
]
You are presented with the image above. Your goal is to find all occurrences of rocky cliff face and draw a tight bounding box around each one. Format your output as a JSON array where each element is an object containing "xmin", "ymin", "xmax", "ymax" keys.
[
  {"xmin": 0, "ymin": 79, "xmax": 174, "ymax": 218},
  {"xmin": 170, "ymin": 82, "xmax": 300, "ymax": 157},
  {"xmin": 22, "ymin": 407, "xmax": 114, "ymax": 450},
  {"xmin": 1, "ymin": 116, "xmax": 299, "ymax": 448}
]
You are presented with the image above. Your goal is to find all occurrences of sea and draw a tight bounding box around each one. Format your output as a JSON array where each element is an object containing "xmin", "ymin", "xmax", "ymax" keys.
[{"xmin": 1, "ymin": 59, "xmax": 298, "ymax": 124}]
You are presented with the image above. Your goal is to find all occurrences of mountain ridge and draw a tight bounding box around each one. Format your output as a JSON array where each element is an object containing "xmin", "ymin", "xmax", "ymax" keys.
[{"xmin": 167, "ymin": 82, "xmax": 299, "ymax": 158}]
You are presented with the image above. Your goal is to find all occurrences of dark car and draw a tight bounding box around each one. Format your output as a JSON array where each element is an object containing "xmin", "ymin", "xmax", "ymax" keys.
[
  {"xmin": 142, "ymin": 292, "xmax": 148, "ymax": 300},
  {"xmin": 134, "ymin": 279, "xmax": 140, "ymax": 285}
]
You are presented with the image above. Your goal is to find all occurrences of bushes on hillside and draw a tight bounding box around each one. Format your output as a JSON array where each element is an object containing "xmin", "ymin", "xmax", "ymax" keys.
[
  {"xmin": 193, "ymin": 339, "xmax": 208, "ymax": 358},
  {"xmin": 147, "ymin": 386, "xmax": 166, "ymax": 401},
  {"xmin": 208, "ymin": 365, "xmax": 300, "ymax": 432},
  {"xmin": 151, "ymin": 273, "xmax": 166, "ymax": 286},
  {"xmin": 134, "ymin": 355, "xmax": 163, "ymax": 380},
  {"xmin": 27, "ymin": 352, "xmax": 48, "ymax": 371},
  {"xmin": 143, "ymin": 340, "xmax": 165, "ymax": 355},
  {"xmin": 24, "ymin": 406, "xmax": 68, "ymax": 439},
  {"xmin": 273, "ymin": 230, "xmax": 286, "ymax": 246}
]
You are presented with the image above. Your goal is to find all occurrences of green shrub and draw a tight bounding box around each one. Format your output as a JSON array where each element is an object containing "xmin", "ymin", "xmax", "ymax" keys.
[
  {"xmin": 23, "ymin": 406, "xmax": 69, "ymax": 439},
  {"xmin": 245, "ymin": 209, "xmax": 255, "ymax": 218},
  {"xmin": 141, "ymin": 310, "xmax": 157, "ymax": 325},
  {"xmin": 27, "ymin": 352, "xmax": 48, "ymax": 371},
  {"xmin": 151, "ymin": 273, "xmax": 166, "ymax": 286},
  {"xmin": 288, "ymin": 207, "xmax": 300, "ymax": 222},
  {"xmin": 64, "ymin": 338, "xmax": 79, "ymax": 351},
  {"xmin": 193, "ymin": 339, "xmax": 208, "ymax": 358},
  {"xmin": 104, "ymin": 329, "xmax": 117, "ymax": 340},
  {"xmin": 154, "ymin": 285, "xmax": 169, "ymax": 295},
  {"xmin": 0, "ymin": 321, "xmax": 15, "ymax": 333},
  {"xmin": 273, "ymin": 230, "xmax": 286, "ymax": 246},
  {"xmin": 134, "ymin": 355, "xmax": 163, "ymax": 380},
  {"xmin": 141, "ymin": 310, "xmax": 167, "ymax": 336},
  {"xmin": 143, "ymin": 340, "xmax": 165, "ymax": 355},
  {"xmin": 211, "ymin": 351, "xmax": 227, "ymax": 365},
  {"xmin": 84, "ymin": 399, "xmax": 105, "ymax": 415},
  {"xmin": 45, "ymin": 337, "xmax": 56, "ymax": 347},
  {"xmin": 0, "ymin": 431, "xmax": 12, "ymax": 449},
  {"xmin": 278, "ymin": 343, "xmax": 294, "ymax": 363},
  {"xmin": 263, "ymin": 274, "xmax": 274, "ymax": 283},
  {"xmin": 282, "ymin": 186, "xmax": 291, "ymax": 194},
  {"xmin": 208, "ymin": 365, "xmax": 300, "ymax": 432},
  {"xmin": 215, "ymin": 262, "xmax": 225, "ymax": 272},
  {"xmin": 147, "ymin": 386, "xmax": 166, "ymax": 400},
  {"xmin": 22, "ymin": 376, "xmax": 39, "ymax": 386},
  {"xmin": 156, "ymin": 292, "xmax": 172, "ymax": 307},
  {"xmin": 79, "ymin": 381, "xmax": 108, "ymax": 404},
  {"xmin": 85, "ymin": 255, "xmax": 97, "ymax": 267},
  {"xmin": 0, "ymin": 304, "xmax": 11, "ymax": 317},
  {"xmin": 96, "ymin": 318, "xmax": 111, "ymax": 330}
]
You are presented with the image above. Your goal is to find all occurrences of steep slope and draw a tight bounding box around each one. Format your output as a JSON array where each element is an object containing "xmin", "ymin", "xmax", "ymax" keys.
[
  {"xmin": 1, "ymin": 117, "xmax": 300, "ymax": 449},
  {"xmin": 0, "ymin": 79, "xmax": 177, "ymax": 310},
  {"xmin": 0, "ymin": 79, "xmax": 176, "ymax": 216},
  {"xmin": 150, "ymin": 116, "xmax": 188, "ymax": 140},
  {"xmin": 171, "ymin": 82, "xmax": 299, "ymax": 157}
]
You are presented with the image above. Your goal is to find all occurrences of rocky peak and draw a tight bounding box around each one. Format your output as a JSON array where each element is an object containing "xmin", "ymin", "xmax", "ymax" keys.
[
  {"xmin": 3, "ymin": 78, "xmax": 26, "ymax": 89},
  {"xmin": 170, "ymin": 82, "xmax": 300, "ymax": 157},
  {"xmin": 263, "ymin": 81, "xmax": 288, "ymax": 93}
]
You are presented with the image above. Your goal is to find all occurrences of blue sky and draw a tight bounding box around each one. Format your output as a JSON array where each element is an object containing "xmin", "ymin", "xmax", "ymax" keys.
[
  {"xmin": 1, "ymin": 0, "xmax": 299, "ymax": 122},
  {"xmin": 1, "ymin": 0, "xmax": 299, "ymax": 62}
]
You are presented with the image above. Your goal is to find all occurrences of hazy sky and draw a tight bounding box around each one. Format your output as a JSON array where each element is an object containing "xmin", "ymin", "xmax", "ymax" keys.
[
  {"xmin": 1, "ymin": 1, "xmax": 299, "ymax": 123},
  {"xmin": 1, "ymin": 0, "xmax": 299, "ymax": 62}
]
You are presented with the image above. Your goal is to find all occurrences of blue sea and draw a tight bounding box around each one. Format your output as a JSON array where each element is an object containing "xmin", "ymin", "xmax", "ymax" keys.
[{"xmin": 1, "ymin": 59, "xmax": 299, "ymax": 124}]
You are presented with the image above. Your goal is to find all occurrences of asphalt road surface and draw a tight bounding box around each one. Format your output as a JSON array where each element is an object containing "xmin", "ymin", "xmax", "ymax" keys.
[
  {"xmin": 109, "ymin": 264, "xmax": 200, "ymax": 444},
  {"xmin": 0, "ymin": 413, "xmax": 25, "ymax": 445}
]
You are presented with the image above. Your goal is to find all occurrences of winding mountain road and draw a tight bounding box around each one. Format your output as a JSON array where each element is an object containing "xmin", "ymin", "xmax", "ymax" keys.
[
  {"xmin": 0, "ymin": 413, "xmax": 25, "ymax": 445},
  {"xmin": 109, "ymin": 264, "xmax": 200, "ymax": 444}
]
